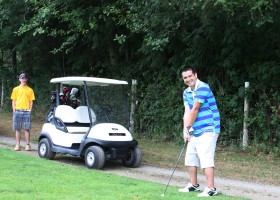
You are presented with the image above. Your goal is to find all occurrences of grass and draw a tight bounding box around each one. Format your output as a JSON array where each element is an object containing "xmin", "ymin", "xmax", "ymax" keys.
[
  {"xmin": 1, "ymin": 111, "xmax": 280, "ymax": 186},
  {"xmin": 139, "ymin": 137, "xmax": 280, "ymax": 185},
  {"xmin": 0, "ymin": 148, "xmax": 247, "ymax": 200}
]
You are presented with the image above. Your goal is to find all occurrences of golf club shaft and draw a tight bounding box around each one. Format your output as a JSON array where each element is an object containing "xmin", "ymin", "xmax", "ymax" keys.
[{"xmin": 162, "ymin": 141, "xmax": 188, "ymax": 195}]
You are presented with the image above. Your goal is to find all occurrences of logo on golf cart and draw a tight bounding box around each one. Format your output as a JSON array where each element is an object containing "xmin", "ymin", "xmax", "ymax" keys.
[{"xmin": 109, "ymin": 133, "xmax": 126, "ymax": 136}]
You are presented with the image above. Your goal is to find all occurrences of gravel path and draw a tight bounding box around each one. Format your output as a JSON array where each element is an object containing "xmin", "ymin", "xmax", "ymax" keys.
[{"xmin": 1, "ymin": 136, "xmax": 280, "ymax": 200}]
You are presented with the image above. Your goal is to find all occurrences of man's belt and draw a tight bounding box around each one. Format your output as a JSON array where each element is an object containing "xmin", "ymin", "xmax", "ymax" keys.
[{"xmin": 15, "ymin": 109, "xmax": 30, "ymax": 112}]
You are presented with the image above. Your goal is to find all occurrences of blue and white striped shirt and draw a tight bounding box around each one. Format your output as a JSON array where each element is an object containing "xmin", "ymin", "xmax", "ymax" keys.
[{"xmin": 183, "ymin": 79, "xmax": 220, "ymax": 137}]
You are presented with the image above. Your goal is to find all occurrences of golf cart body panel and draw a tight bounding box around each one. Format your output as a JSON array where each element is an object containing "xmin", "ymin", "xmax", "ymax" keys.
[
  {"xmin": 38, "ymin": 76, "xmax": 142, "ymax": 169},
  {"xmin": 88, "ymin": 123, "xmax": 133, "ymax": 141},
  {"xmin": 83, "ymin": 138, "xmax": 138, "ymax": 148},
  {"xmin": 41, "ymin": 123, "xmax": 85, "ymax": 147},
  {"xmin": 82, "ymin": 138, "xmax": 138, "ymax": 160},
  {"xmin": 39, "ymin": 131, "xmax": 138, "ymax": 158}
]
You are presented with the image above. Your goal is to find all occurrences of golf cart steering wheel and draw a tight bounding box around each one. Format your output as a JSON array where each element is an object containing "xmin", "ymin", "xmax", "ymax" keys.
[{"xmin": 96, "ymin": 105, "xmax": 112, "ymax": 122}]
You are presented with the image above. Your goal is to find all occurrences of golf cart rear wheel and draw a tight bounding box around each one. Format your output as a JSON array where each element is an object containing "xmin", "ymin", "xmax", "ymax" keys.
[
  {"xmin": 85, "ymin": 146, "xmax": 105, "ymax": 169},
  {"xmin": 122, "ymin": 147, "xmax": 142, "ymax": 168},
  {"xmin": 38, "ymin": 138, "xmax": 56, "ymax": 160}
]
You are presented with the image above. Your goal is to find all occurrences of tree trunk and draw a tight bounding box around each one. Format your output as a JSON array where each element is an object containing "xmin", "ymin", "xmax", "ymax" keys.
[{"xmin": 12, "ymin": 49, "xmax": 17, "ymax": 77}]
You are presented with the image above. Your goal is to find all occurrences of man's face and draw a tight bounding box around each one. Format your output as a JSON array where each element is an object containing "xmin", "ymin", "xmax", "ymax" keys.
[
  {"xmin": 19, "ymin": 77, "xmax": 28, "ymax": 85},
  {"xmin": 182, "ymin": 70, "xmax": 197, "ymax": 88}
]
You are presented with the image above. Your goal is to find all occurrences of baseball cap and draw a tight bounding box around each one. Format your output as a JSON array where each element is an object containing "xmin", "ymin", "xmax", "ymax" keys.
[{"xmin": 19, "ymin": 73, "xmax": 28, "ymax": 79}]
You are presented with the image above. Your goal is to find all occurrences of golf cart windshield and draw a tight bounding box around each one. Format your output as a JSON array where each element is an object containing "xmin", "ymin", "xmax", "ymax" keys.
[
  {"xmin": 50, "ymin": 77, "xmax": 130, "ymax": 129},
  {"xmin": 87, "ymin": 85, "xmax": 129, "ymax": 127}
]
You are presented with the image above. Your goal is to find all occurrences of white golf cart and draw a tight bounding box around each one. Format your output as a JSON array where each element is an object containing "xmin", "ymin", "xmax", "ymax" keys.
[{"xmin": 38, "ymin": 76, "xmax": 142, "ymax": 169}]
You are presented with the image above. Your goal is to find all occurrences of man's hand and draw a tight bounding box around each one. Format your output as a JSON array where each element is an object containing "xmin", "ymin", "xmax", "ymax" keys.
[
  {"xmin": 184, "ymin": 126, "xmax": 194, "ymax": 142},
  {"xmin": 186, "ymin": 126, "xmax": 194, "ymax": 136}
]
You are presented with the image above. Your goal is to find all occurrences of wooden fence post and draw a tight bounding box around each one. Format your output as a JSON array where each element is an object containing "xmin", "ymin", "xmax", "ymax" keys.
[
  {"xmin": 1, "ymin": 81, "xmax": 4, "ymax": 109},
  {"xmin": 129, "ymin": 79, "xmax": 137, "ymax": 134},
  {"xmin": 243, "ymin": 82, "xmax": 250, "ymax": 149}
]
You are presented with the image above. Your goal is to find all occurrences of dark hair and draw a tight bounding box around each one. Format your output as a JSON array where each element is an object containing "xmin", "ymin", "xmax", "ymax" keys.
[{"xmin": 181, "ymin": 66, "xmax": 197, "ymax": 74}]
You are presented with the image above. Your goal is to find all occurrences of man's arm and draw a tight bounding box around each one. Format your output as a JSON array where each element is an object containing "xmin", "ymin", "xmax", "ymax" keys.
[
  {"xmin": 183, "ymin": 105, "xmax": 190, "ymax": 142},
  {"xmin": 186, "ymin": 102, "xmax": 201, "ymax": 127},
  {"xmin": 183, "ymin": 102, "xmax": 202, "ymax": 141},
  {"xmin": 29, "ymin": 100, "xmax": 33, "ymax": 112},
  {"xmin": 12, "ymin": 100, "xmax": 16, "ymax": 112}
]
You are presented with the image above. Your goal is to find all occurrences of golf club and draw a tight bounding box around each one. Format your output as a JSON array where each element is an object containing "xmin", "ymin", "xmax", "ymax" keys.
[{"xmin": 161, "ymin": 141, "xmax": 188, "ymax": 197}]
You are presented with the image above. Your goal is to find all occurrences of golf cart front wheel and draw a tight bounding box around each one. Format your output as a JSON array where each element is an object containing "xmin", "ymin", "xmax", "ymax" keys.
[
  {"xmin": 38, "ymin": 138, "xmax": 56, "ymax": 160},
  {"xmin": 122, "ymin": 147, "xmax": 142, "ymax": 168},
  {"xmin": 85, "ymin": 146, "xmax": 105, "ymax": 169}
]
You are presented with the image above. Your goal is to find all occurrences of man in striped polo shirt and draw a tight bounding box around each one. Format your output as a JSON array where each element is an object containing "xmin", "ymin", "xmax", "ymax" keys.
[{"xmin": 178, "ymin": 66, "xmax": 220, "ymax": 197}]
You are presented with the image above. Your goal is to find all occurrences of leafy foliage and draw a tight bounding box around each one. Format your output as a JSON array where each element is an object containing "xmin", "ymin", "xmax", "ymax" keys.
[{"xmin": 0, "ymin": 0, "xmax": 280, "ymax": 155}]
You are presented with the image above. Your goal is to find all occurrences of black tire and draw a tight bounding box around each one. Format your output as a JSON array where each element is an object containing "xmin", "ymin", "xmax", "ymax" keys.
[
  {"xmin": 38, "ymin": 138, "xmax": 56, "ymax": 160},
  {"xmin": 122, "ymin": 147, "xmax": 142, "ymax": 168},
  {"xmin": 85, "ymin": 146, "xmax": 105, "ymax": 169}
]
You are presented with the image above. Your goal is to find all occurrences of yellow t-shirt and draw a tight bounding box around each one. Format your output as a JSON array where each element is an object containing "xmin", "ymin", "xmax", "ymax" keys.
[{"xmin": 11, "ymin": 85, "xmax": 35, "ymax": 110}]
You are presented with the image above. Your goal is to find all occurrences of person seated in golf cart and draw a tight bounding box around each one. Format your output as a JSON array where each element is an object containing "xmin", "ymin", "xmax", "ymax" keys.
[
  {"xmin": 50, "ymin": 91, "xmax": 66, "ymax": 107},
  {"xmin": 68, "ymin": 87, "xmax": 81, "ymax": 109},
  {"xmin": 46, "ymin": 90, "xmax": 60, "ymax": 123},
  {"xmin": 50, "ymin": 90, "xmax": 56, "ymax": 109},
  {"xmin": 60, "ymin": 86, "xmax": 70, "ymax": 105}
]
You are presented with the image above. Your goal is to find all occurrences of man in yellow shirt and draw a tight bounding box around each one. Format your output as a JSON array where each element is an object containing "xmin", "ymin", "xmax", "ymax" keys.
[{"xmin": 11, "ymin": 73, "xmax": 35, "ymax": 151}]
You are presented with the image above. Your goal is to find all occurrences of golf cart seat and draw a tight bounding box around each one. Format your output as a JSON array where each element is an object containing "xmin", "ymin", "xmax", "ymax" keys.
[
  {"xmin": 75, "ymin": 106, "xmax": 96, "ymax": 124},
  {"xmin": 54, "ymin": 105, "xmax": 95, "ymax": 133},
  {"xmin": 55, "ymin": 105, "xmax": 76, "ymax": 123}
]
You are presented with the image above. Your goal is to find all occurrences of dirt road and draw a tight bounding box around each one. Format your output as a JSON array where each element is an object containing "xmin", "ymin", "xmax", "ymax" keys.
[{"xmin": 1, "ymin": 136, "xmax": 280, "ymax": 200}]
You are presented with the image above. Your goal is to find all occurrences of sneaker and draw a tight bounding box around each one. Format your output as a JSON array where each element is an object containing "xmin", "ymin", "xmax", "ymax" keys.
[
  {"xmin": 14, "ymin": 144, "xmax": 20, "ymax": 151},
  {"xmin": 197, "ymin": 187, "xmax": 218, "ymax": 197},
  {"xmin": 25, "ymin": 144, "xmax": 31, "ymax": 151},
  {"xmin": 179, "ymin": 183, "xmax": 200, "ymax": 192}
]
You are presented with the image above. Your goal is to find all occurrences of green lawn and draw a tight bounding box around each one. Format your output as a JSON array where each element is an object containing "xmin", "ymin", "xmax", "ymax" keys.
[
  {"xmin": 0, "ymin": 148, "xmax": 246, "ymax": 200},
  {"xmin": 1, "ymin": 112, "xmax": 280, "ymax": 186}
]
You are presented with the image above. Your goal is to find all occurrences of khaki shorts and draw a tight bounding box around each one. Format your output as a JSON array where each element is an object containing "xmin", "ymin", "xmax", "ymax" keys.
[{"xmin": 185, "ymin": 132, "xmax": 219, "ymax": 169}]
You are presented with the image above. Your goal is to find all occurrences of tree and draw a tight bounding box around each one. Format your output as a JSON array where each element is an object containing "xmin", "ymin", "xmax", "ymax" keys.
[{"xmin": 0, "ymin": 0, "xmax": 279, "ymax": 152}]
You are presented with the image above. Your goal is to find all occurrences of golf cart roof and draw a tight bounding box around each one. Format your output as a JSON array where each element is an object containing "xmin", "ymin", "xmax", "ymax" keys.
[{"xmin": 50, "ymin": 76, "xmax": 128, "ymax": 86}]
